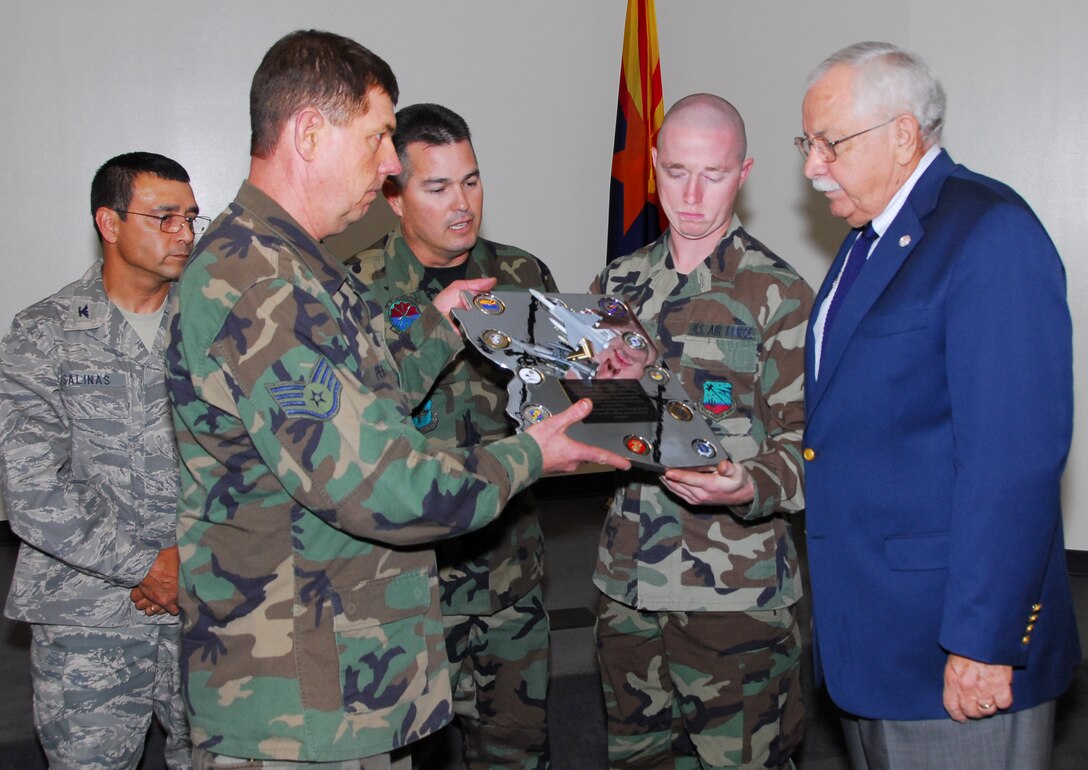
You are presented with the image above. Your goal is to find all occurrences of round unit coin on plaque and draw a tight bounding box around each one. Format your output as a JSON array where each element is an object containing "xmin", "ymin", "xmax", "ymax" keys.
[
  {"xmin": 521, "ymin": 404, "xmax": 550, "ymax": 424},
  {"xmin": 517, "ymin": 366, "xmax": 544, "ymax": 385},
  {"xmin": 691, "ymin": 438, "xmax": 718, "ymax": 460},
  {"xmin": 623, "ymin": 331, "xmax": 648, "ymax": 350},
  {"xmin": 598, "ymin": 296, "xmax": 629, "ymax": 319},
  {"xmin": 482, "ymin": 329, "xmax": 511, "ymax": 350},
  {"xmin": 645, "ymin": 366, "xmax": 669, "ymax": 384},
  {"xmin": 667, "ymin": 401, "xmax": 694, "ymax": 421},
  {"xmin": 623, "ymin": 434, "xmax": 652, "ymax": 456},
  {"xmin": 473, "ymin": 293, "xmax": 505, "ymax": 315}
]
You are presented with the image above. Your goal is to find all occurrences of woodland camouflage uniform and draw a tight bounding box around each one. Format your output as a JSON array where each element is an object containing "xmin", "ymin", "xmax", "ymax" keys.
[
  {"xmin": 590, "ymin": 217, "xmax": 814, "ymax": 769},
  {"xmin": 168, "ymin": 182, "xmax": 543, "ymax": 763},
  {"xmin": 351, "ymin": 226, "xmax": 557, "ymax": 769}
]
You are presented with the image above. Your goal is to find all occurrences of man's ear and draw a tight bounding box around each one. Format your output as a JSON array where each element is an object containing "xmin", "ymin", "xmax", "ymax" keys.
[
  {"xmin": 94, "ymin": 207, "xmax": 120, "ymax": 245},
  {"xmin": 294, "ymin": 108, "xmax": 325, "ymax": 161},
  {"xmin": 385, "ymin": 178, "xmax": 404, "ymax": 217},
  {"xmin": 738, "ymin": 157, "xmax": 755, "ymax": 186},
  {"xmin": 893, "ymin": 114, "xmax": 923, "ymax": 163}
]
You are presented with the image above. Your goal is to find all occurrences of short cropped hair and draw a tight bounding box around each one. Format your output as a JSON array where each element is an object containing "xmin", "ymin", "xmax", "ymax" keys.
[
  {"xmin": 389, "ymin": 103, "xmax": 473, "ymax": 187},
  {"xmin": 89, "ymin": 152, "xmax": 190, "ymax": 237},
  {"xmin": 806, "ymin": 41, "xmax": 946, "ymax": 146},
  {"xmin": 249, "ymin": 29, "xmax": 399, "ymax": 158}
]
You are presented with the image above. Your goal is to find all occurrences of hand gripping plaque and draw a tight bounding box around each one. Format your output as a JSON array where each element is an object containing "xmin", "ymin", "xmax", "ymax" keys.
[{"xmin": 452, "ymin": 290, "xmax": 728, "ymax": 471}]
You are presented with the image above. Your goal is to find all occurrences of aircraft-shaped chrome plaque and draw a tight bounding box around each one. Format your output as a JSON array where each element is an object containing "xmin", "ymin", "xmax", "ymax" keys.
[{"xmin": 451, "ymin": 290, "xmax": 728, "ymax": 471}]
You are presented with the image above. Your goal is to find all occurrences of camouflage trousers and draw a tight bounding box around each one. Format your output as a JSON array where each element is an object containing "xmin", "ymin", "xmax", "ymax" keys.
[
  {"xmin": 30, "ymin": 622, "xmax": 191, "ymax": 770},
  {"xmin": 594, "ymin": 595, "xmax": 803, "ymax": 769},
  {"xmin": 443, "ymin": 583, "xmax": 551, "ymax": 769}
]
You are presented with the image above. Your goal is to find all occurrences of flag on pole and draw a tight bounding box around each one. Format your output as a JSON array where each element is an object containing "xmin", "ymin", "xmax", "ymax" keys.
[{"xmin": 606, "ymin": 0, "xmax": 666, "ymax": 264}]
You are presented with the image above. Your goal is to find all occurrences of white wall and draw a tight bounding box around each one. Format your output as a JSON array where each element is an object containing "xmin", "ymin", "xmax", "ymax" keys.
[{"xmin": 1, "ymin": 1, "xmax": 1084, "ymax": 548}]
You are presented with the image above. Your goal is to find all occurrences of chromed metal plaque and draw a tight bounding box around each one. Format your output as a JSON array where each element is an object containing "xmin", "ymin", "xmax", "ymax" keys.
[{"xmin": 452, "ymin": 290, "xmax": 728, "ymax": 470}]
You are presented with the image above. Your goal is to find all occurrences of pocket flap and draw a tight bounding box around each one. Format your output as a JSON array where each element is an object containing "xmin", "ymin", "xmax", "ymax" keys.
[{"xmin": 884, "ymin": 531, "xmax": 949, "ymax": 571}]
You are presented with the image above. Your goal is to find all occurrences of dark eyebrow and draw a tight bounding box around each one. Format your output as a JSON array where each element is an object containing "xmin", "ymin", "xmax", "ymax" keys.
[
  {"xmin": 149, "ymin": 203, "xmax": 201, "ymax": 215},
  {"xmin": 423, "ymin": 169, "xmax": 480, "ymax": 186}
]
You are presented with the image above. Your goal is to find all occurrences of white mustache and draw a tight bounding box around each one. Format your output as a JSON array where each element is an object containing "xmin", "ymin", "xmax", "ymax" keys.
[{"xmin": 812, "ymin": 176, "xmax": 842, "ymax": 193}]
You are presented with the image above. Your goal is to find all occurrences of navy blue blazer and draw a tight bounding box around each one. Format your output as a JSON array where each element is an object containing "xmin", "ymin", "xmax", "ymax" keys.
[{"xmin": 803, "ymin": 149, "xmax": 1080, "ymax": 720}]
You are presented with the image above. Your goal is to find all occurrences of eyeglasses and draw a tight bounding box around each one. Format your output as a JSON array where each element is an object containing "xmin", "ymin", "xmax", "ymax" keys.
[
  {"xmin": 794, "ymin": 117, "xmax": 897, "ymax": 162},
  {"xmin": 116, "ymin": 210, "xmax": 212, "ymax": 235}
]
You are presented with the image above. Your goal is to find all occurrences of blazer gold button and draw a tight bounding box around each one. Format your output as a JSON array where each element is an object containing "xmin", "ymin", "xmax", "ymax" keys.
[
  {"xmin": 1026, "ymin": 623, "xmax": 1035, "ymax": 632},
  {"xmin": 1032, "ymin": 603, "xmax": 1043, "ymax": 612},
  {"xmin": 803, "ymin": 448, "xmax": 816, "ymax": 461},
  {"xmin": 1021, "ymin": 635, "xmax": 1031, "ymax": 645}
]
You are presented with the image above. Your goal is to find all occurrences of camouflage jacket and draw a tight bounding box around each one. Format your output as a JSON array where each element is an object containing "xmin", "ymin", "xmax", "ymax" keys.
[
  {"xmin": 0, "ymin": 263, "xmax": 177, "ymax": 626},
  {"xmin": 350, "ymin": 228, "xmax": 557, "ymax": 615},
  {"xmin": 167, "ymin": 182, "xmax": 543, "ymax": 762},
  {"xmin": 590, "ymin": 219, "xmax": 814, "ymax": 612}
]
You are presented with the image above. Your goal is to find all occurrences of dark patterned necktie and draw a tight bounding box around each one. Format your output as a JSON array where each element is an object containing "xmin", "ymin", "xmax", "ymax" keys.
[{"xmin": 823, "ymin": 224, "xmax": 878, "ymax": 341}]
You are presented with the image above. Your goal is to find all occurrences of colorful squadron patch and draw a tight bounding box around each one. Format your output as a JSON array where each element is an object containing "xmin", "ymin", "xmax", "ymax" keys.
[
  {"xmin": 412, "ymin": 397, "xmax": 438, "ymax": 433},
  {"xmin": 699, "ymin": 378, "xmax": 735, "ymax": 420},
  {"xmin": 387, "ymin": 296, "xmax": 422, "ymax": 333},
  {"xmin": 267, "ymin": 357, "xmax": 342, "ymax": 420}
]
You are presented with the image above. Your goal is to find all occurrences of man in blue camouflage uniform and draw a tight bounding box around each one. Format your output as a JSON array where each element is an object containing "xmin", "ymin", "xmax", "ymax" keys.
[
  {"xmin": 350, "ymin": 103, "xmax": 557, "ymax": 770},
  {"xmin": 591, "ymin": 95, "xmax": 814, "ymax": 769},
  {"xmin": 167, "ymin": 31, "xmax": 626, "ymax": 770},
  {"xmin": 0, "ymin": 152, "xmax": 204, "ymax": 769}
]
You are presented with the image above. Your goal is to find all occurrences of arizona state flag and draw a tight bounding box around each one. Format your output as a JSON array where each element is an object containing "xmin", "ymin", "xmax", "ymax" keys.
[{"xmin": 606, "ymin": 0, "xmax": 666, "ymax": 264}]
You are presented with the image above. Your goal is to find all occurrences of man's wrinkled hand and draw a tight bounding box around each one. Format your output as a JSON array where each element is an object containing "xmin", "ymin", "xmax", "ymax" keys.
[
  {"xmin": 943, "ymin": 653, "xmax": 1013, "ymax": 722},
  {"xmin": 132, "ymin": 546, "xmax": 180, "ymax": 616},
  {"xmin": 434, "ymin": 277, "xmax": 498, "ymax": 320},
  {"xmin": 526, "ymin": 398, "xmax": 631, "ymax": 474}
]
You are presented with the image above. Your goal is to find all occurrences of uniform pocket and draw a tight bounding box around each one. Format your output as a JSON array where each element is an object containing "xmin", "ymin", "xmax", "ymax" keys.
[{"xmin": 332, "ymin": 569, "xmax": 432, "ymax": 714}]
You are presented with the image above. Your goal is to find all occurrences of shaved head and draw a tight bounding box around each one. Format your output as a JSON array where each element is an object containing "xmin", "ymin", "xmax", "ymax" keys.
[
  {"xmin": 659, "ymin": 93, "xmax": 747, "ymax": 161},
  {"xmin": 651, "ymin": 93, "xmax": 753, "ymax": 269}
]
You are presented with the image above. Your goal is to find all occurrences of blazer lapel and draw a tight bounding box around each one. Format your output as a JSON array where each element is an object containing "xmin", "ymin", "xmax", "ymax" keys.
[{"xmin": 807, "ymin": 150, "xmax": 955, "ymax": 416}]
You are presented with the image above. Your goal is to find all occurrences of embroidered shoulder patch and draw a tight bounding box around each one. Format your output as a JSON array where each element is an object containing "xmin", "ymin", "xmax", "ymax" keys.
[
  {"xmin": 267, "ymin": 358, "xmax": 342, "ymax": 420},
  {"xmin": 386, "ymin": 296, "xmax": 422, "ymax": 333}
]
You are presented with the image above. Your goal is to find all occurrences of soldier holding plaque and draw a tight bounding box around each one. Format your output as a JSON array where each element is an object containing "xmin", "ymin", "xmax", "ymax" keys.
[{"xmin": 589, "ymin": 94, "xmax": 815, "ymax": 770}]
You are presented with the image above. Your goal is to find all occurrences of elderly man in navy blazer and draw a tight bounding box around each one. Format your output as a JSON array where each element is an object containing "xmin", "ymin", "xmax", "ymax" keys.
[{"xmin": 796, "ymin": 41, "xmax": 1080, "ymax": 769}]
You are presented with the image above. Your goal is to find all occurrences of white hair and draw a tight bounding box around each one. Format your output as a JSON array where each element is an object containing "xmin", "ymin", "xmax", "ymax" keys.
[{"xmin": 806, "ymin": 41, "xmax": 946, "ymax": 147}]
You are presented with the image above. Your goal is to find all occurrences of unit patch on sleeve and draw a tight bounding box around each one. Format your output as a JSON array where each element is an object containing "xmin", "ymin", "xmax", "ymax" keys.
[{"xmin": 267, "ymin": 357, "xmax": 342, "ymax": 420}]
